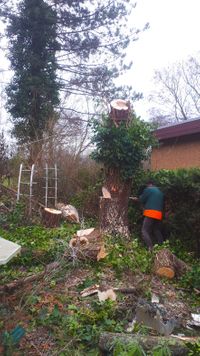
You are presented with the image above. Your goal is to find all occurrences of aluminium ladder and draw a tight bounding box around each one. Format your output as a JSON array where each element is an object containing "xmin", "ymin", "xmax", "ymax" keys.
[
  {"xmin": 17, "ymin": 163, "xmax": 37, "ymax": 215},
  {"xmin": 44, "ymin": 163, "xmax": 58, "ymax": 208}
]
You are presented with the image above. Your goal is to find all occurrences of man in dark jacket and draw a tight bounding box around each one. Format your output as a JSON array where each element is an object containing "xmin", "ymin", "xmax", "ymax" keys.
[{"xmin": 130, "ymin": 180, "xmax": 164, "ymax": 250}]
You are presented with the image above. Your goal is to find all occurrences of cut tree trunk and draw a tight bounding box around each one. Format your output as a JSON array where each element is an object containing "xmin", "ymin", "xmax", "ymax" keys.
[
  {"xmin": 42, "ymin": 207, "xmax": 62, "ymax": 227},
  {"xmin": 110, "ymin": 99, "xmax": 130, "ymax": 126},
  {"xmin": 99, "ymin": 332, "xmax": 194, "ymax": 355},
  {"xmin": 100, "ymin": 168, "xmax": 131, "ymax": 237},
  {"xmin": 154, "ymin": 248, "xmax": 189, "ymax": 279}
]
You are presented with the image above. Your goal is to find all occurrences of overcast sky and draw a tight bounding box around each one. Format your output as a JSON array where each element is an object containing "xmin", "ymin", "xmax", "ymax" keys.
[
  {"xmin": 1, "ymin": 0, "xmax": 200, "ymax": 131},
  {"xmin": 122, "ymin": 0, "xmax": 200, "ymax": 120}
]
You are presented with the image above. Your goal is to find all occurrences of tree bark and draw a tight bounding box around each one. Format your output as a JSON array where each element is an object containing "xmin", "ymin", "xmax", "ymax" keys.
[
  {"xmin": 100, "ymin": 168, "xmax": 131, "ymax": 237},
  {"xmin": 99, "ymin": 333, "xmax": 193, "ymax": 355},
  {"xmin": 154, "ymin": 248, "xmax": 189, "ymax": 279}
]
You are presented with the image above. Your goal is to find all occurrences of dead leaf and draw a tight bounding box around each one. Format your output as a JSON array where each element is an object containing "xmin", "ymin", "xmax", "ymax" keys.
[
  {"xmin": 98, "ymin": 289, "xmax": 117, "ymax": 302},
  {"xmin": 97, "ymin": 245, "xmax": 108, "ymax": 261}
]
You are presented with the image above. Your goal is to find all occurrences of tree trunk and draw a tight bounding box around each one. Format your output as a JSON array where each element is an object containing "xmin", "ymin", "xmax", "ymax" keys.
[
  {"xmin": 42, "ymin": 207, "xmax": 62, "ymax": 227},
  {"xmin": 99, "ymin": 168, "xmax": 131, "ymax": 237},
  {"xmin": 110, "ymin": 99, "xmax": 130, "ymax": 126},
  {"xmin": 154, "ymin": 248, "xmax": 189, "ymax": 279},
  {"xmin": 99, "ymin": 332, "xmax": 193, "ymax": 355}
]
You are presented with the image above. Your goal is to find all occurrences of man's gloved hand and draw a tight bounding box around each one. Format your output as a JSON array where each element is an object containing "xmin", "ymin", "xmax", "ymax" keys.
[{"xmin": 129, "ymin": 196, "xmax": 139, "ymax": 201}]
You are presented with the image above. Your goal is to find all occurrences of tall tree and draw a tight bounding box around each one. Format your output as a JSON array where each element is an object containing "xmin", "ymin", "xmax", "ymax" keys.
[
  {"xmin": 6, "ymin": 0, "xmax": 60, "ymax": 160},
  {"xmin": 51, "ymin": 0, "xmax": 142, "ymax": 102},
  {"xmin": 0, "ymin": 130, "xmax": 8, "ymax": 178},
  {"xmin": 149, "ymin": 54, "xmax": 200, "ymax": 126},
  {"xmin": 2, "ymin": 0, "xmax": 146, "ymax": 160}
]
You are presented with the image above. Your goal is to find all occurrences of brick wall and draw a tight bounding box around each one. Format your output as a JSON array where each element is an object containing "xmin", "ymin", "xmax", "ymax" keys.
[{"xmin": 151, "ymin": 133, "xmax": 200, "ymax": 170}]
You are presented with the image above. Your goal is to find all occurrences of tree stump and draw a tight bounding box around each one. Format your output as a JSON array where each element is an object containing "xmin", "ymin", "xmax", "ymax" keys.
[
  {"xmin": 154, "ymin": 248, "xmax": 189, "ymax": 279},
  {"xmin": 42, "ymin": 208, "xmax": 62, "ymax": 228},
  {"xmin": 110, "ymin": 99, "xmax": 130, "ymax": 126}
]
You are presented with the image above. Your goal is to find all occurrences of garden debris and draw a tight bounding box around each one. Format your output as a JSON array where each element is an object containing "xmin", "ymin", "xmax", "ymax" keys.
[
  {"xmin": 80, "ymin": 284, "xmax": 140, "ymax": 298},
  {"xmin": 77, "ymin": 228, "xmax": 95, "ymax": 237},
  {"xmin": 135, "ymin": 299, "xmax": 177, "ymax": 336},
  {"xmin": 171, "ymin": 334, "xmax": 200, "ymax": 342},
  {"xmin": 97, "ymin": 288, "xmax": 117, "ymax": 302},
  {"xmin": 80, "ymin": 284, "xmax": 100, "ymax": 297},
  {"xmin": 151, "ymin": 293, "xmax": 160, "ymax": 304},
  {"xmin": 126, "ymin": 318, "xmax": 136, "ymax": 333},
  {"xmin": 99, "ymin": 332, "xmax": 193, "ymax": 354},
  {"xmin": 102, "ymin": 186, "xmax": 111, "ymax": 199},
  {"xmin": 97, "ymin": 244, "xmax": 108, "ymax": 261},
  {"xmin": 0, "ymin": 261, "xmax": 60, "ymax": 293},
  {"xmin": 45, "ymin": 261, "xmax": 60, "ymax": 273},
  {"xmin": 69, "ymin": 236, "xmax": 89, "ymax": 248},
  {"xmin": 154, "ymin": 248, "xmax": 189, "ymax": 279},
  {"xmin": 187, "ymin": 313, "xmax": 200, "ymax": 328},
  {"xmin": 0, "ymin": 202, "xmax": 10, "ymax": 212},
  {"xmin": 69, "ymin": 229, "xmax": 105, "ymax": 261},
  {"xmin": 56, "ymin": 203, "xmax": 79, "ymax": 223}
]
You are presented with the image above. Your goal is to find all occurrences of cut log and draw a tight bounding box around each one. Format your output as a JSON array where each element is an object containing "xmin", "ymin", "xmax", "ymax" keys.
[
  {"xmin": 69, "ymin": 229, "xmax": 104, "ymax": 261},
  {"xmin": 154, "ymin": 248, "xmax": 189, "ymax": 279},
  {"xmin": 42, "ymin": 207, "xmax": 62, "ymax": 227},
  {"xmin": 99, "ymin": 333, "xmax": 195, "ymax": 355},
  {"xmin": 77, "ymin": 228, "xmax": 95, "ymax": 237},
  {"xmin": 56, "ymin": 203, "xmax": 79, "ymax": 223}
]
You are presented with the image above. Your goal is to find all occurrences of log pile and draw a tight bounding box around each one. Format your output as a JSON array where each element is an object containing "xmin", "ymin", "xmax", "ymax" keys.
[
  {"xmin": 154, "ymin": 248, "xmax": 189, "ymax": 279},
  {"xmin": 69, "ymin": 228, "xmax": 107, "ymax": 261}
]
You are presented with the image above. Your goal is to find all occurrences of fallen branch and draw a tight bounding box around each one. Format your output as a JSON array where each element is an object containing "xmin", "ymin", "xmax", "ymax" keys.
[
  {"xmin": 0, "ymin": 271, "xmax": 45, "ymax": 293},
  {"xmin": 80, "ymin": 285, "xmax": 141, "ymax": 297},
  {"xmin": 0, "ymin": 262, "xmax": 60, "ymax": 293},
  {"xmin": 99, "ymin": 332, "xmax": 196, "ymax": 355}
]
